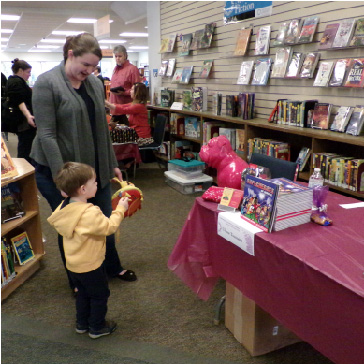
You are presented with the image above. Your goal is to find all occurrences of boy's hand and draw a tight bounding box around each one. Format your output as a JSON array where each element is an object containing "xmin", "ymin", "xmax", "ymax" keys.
[{"xmin": 118, "ymin": 196, "xmax": 129, "ymax": 211}]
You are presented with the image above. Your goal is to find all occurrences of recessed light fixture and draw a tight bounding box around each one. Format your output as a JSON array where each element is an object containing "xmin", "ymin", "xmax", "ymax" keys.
[
  {"xmin": 52, "ymin": 30, "xmax": 85, "ymax": 36},
  {"xmin": 67, "ymin": 18, "xmax": 97, "ymax": 24},
  {"xmin": 1, "ymin": 15, "xmax": 21, "ymax": 21},
  {"xmin": 36, "ymin": 45, "xmax": 61, "ymax": 49},
  {"xmin": 99, "ymin": 39, "xmax": 127, "ymax": 44},
  {"xmin": 40, "ymin": 38, "xmax": 66, "ymax": 44},
  {"xmin": 119, "ymin": 32, "xmax": 148, "ymax": 37},
  {"xmin": 129, "ymin": 46, "xmax": 149, "ymax": 50},
  {"xmin": 29, "ymin": 49, "xmax": 52, "ymax": 52},
  {"xmin": 1, "ymin": 29, "xmax": 13, "ymax": 34}
]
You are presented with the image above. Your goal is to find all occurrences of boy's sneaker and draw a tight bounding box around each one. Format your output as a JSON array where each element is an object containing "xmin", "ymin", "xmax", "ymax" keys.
[
  {"xmin": 89, "ymin": 320, "xmax": 117, "ymax": 339},
  {"xmin": 75, "ymin": 323, "xmax": 88, "ymax": 334}
]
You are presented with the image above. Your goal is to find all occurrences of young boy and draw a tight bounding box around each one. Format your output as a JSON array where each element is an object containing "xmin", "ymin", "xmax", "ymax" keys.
[{"xmin": 47, "ymin": 162, "xmax": 129, "ymax": 339}]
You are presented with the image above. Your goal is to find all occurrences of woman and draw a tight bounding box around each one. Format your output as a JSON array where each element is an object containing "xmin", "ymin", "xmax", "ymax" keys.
[
  {"xmin": 7, "ymin": 59, "xmax": 36, "ymax": 162},
  {"xmin": 30, "ymin": 33, "xmax": 137, "ymax": 294}
]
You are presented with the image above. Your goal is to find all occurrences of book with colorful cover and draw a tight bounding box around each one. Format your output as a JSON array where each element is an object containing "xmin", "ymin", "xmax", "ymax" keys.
[
  {"xmin": 158, "ymin": 60, "xmax": 168, "ymax": 76},
  {"xmin": 273, "ymin": 22, "xmax": 289, "ymax": 47},
  {"xmin": 166, "ymin": 58, "xmax": 176, "ymax": 77},
  {"xmin": 212, "ymin": 92, "xmax": 222, "ymax": 116},
  {"xmin": 271, "ymin": 47, "xmax": 292, "ymax": 78},
  {"xmin": 241, "ymin": 175, "xmax": 279, "ymax": 233},
  {"xmin": 251, "ymin": 58, "xmax": 271, "ymax": 85},
  {"xmin": 10, "ymin": 231, "xmax": 35, "ymax": 266},
  {"xmin": 184, "ymin": 116, "xmax": 200, "ymax": 138},
  {"xmin": 191, "ymin": 87, "xmax": 207, "ymax": 112},
  {"xmin": 171, "ymin": 69, "xmax": 183, "ymax": 83},
  {"xmin": 318, "ymin": 22, "xmax": 340, "ymax": 49},
  {"xmin": 332, "ymin": 18, "xmax": 356, "ymax": 48},
  {"xmin": 285, "ymin": 52, "xmax": 304, "ymax": 78},
  {"xmin": 181, "ymin": 90, "xmax": 193, "ymax": 111},
  {"xmin": 311, "ymin": 103, "xmax": 332, "ymax": 129},
  {"xmin": 297, "ymin": 16, "xmax": 319, "ymax": 43},
  {"xmin": 284, "ymin": 19, "xmax": 301, "ymax": 44},
  {"xmin": 330, "ymin": 106, "xmax": 354, "ymax": 132},
  {"xmin": 344, "ymin": 58, "xmax": 364, "ymax": 88},
  {"xmin": 159, "ymin": 37, "xmax": 169, "ymax": 53},
  {"xmin": 328, "ymin": 58, "xmax": 352, "ymax": 86},
  {"xmin": 218, "ymin": 187, "xmax": 244, "ymax": 212},
  {"xmin": 346, "ymin": 107, "xmax": 364, "ymax": 136},
  {"xmin": 180, "ymin": 33, "xmax": 193, "ymax": 56},
  {"xmin": 167, "ymin": 34, "xmax": 177, "ymax": 52},
  {"xmin": 313, "ymin": 60, "xmax": 335, "ymax": 87},
  {"xmin": 234, "ymin": 28, "xmax": 252, "ymax": 55},
  {"xmin": 199, "ymin": 60, "xmax": 213, "ymax": 78},
  {"xmin": 180, "ymin": 66, "xmax": 193, "ymax": 84},
  {"xmin": 296, "ymin": 147, "xmax": 311, "ymax": 172},
  {"xmin": 299, "ymin": 52, "xmax": 320, "ymax": 78},
  {"xmin": 236, "ymin": 60, "xmax": 254, "ymax": 84},
  {"xmin": 1, "ymin": 137, "xmax": 18, "ymax": 181},
  {"xmin": 190, "ymin": 29, "xmax": 205, "ymax": 50},
  {"xmin": 200, "ymin": 23, "xmax": 216, "ymax": 48},
  {"xmin": 235, "ymin": 128, "xmax": 245, "ymax": 154},
  {"xmin": 1, "ymin": 183, "xmax": 25, "ymax": 224},
  {"xmin": 255, "ymin": 25, "xmax": 271, "ymax": 55},
  {"xmin": 350, "ymin": 18, "xmax": 364, "ymax": 46}
]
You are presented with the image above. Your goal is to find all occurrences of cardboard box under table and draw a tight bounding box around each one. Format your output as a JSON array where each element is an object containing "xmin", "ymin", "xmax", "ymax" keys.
[{"xmin": 225, "ymin": 282, "xmax": 300, "ymax": 356}]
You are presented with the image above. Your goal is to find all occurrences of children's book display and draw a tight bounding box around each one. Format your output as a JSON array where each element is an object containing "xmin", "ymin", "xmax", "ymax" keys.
[
  {"xmin": 241, "ymin": 175, "xmax": 279, "ymax": 233},
  {"xmin": 273, "ymin": 22, "xmax": 288, "ymax": 47},
  {"xmin": 10, "ymin": 231, "xmax": 35, "ymax": 266},
  {"xmin": 345, "ymin": 107, "xmax": 364, "ymax": 136},
  {"xmin": 297, "ymin": 16, "xmax": 319, "ymax": 43},
  {"xmin": 236, "ymin": 60, "xmax": 254, "ymax": 85},
  {"xmin": 190, "ymin": 29, "xmax": 205, "ymax": 50},
  {"xmin": 285, "ymin": 19, "xmax": 301, "ymax": 44},
  {"xmin": 180, "ymin": 33, "xmax": 193, "ymax": 56},
  {"xmin": 199, "ymin": 60, "xmax": 213, "ymax": 78},
  {"xmin": 181, "ymin": 90, "xmax": 192, "ymax": 110},
  {"xmin": 1, "ymin": 183, "xmax": 25, "ymax": 224},
  {"xmin": 296, "ymin": 147, "xmax": 311, "ymax": 172},
  {"xmin": 318, "ymin": 22, "xmax": 340, "ymax": 49},
  {"xmin": 255, "ymin": 25, "xmax": 271, "ymax": 55},
  {"xmin": 311, "ymin": 103, "xmax": 332, "ymax": 129},
  {"xmin": 180, "ymin": 66, "xmax": 194, "ymax": 84},
  {"xmin": 350, "ymin": 18, "xmax": 364, "ymax": 46},
  {"xmin": 218, "ymin": 187, "xmax": 244, "ymax": 212},
  {"xmin": 191, "ymin": 87, "xmax": 208, "ymax": 112},
  {"xmin": 332, "ymin": 18, "xmax": 356, "ymax": 48},
  {"xmin": 330, "ymin": 106, "xmax": 354, "ymax": 132},
  {"xmin": 285, "ymin": 52, "xmax": 304, "ymax": 78},
  {"xmin": 159, "ymin": 34, "xmax": 176, "ymax": 53},
  {"xmin": 166, "ymin": 58, "xmax": 176, "ymax": 77},
  {"xmin": 171, "ymin": 69, "xmax": 183, "ymax": 83},
  {"xmin": 251, "ymin": 58, "xmax": 271, "ymax": 85},
  {"xmin": 160, "ymin": 89, "xmax": 175, "ymax": 108},
  {"xmin": 234, "ymin": 28, "xmax": 252, "ymax": 56},
  {"xmin": 200, "ymin": 23, "xmax": 216, "ymax": 48},
  {"xmin": 271, "ymin": 47, "xmax": 292, "ymax": 78},
  {"xmin": 328, "ymin": 58, "xmax": 351, "ymax": 86},
  {"xmin": 299, "ymin": 52, "xmax": 320, "ymax": 78},
  {"xmin": 344, "ymin": 58, "xmax": 364, "ymax": 88},
  {"xmin": 184, "ymin": 116, "xmax": 200, "ymax": 138},
  {"xmin": 313, "ymin": 60, "xmax": 335, "ymax": 87}
]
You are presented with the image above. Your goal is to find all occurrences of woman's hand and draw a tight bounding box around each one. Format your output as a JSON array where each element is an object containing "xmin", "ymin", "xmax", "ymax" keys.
[
  {"xmin": 105, "ymin": 100, "xmax": 115, "ymax": 110},
  {"xmin": 114, "ymin": 167, "xmax": 123, "ymax": 182},
  {"xmin": 26, "ymin": 114, "xmax": 36, "ymax": 128}
]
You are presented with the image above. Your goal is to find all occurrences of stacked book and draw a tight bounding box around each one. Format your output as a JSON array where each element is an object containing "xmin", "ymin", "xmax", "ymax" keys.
[{"xmin": 270, "ymin": 178, "xmax": 313, "ymax": 231}]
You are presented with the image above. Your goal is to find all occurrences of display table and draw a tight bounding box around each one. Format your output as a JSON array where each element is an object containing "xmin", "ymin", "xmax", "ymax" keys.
[
  {"xmin": 168, "ymin": 194, "xmax": 364, "ymax": 364},
  {"xmin": 112, "ymin": 143, "xmax": 142, "ymax": 164}
]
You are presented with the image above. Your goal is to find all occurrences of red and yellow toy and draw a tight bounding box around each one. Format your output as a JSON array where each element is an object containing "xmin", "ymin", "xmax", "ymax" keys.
[{"xmin": 111, "ymin": 178, "xmax": 143, "ymax": 217}]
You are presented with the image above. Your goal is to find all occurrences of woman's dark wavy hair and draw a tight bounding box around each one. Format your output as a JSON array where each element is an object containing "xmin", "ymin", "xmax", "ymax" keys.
[{"xmin": 63, "ymin": 32, "xmax": 102, "ymax": 62}]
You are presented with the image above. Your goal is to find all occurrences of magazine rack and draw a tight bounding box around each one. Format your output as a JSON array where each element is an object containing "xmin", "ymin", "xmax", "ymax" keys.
[{"xmin": 1, "ymin": 158, "xmax": 45, "ymax": 300}]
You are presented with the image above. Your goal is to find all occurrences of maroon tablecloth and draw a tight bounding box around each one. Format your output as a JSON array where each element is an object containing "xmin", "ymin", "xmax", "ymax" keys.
[
  {"xmin": 168, "ymin": 193, "xmax": 364, "ymax": 364},
  {"xmin": 112, "ymin": 143, "xmax": 142, "ymax": 164}
]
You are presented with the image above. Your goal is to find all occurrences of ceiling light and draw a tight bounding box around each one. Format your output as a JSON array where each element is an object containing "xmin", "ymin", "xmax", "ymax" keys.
[
  {"xmin": 1, "ymin": 29, "xmax": 13, "ymax": 34},
  {"xmin": 52, "ymin": 30, "xmax": 85, "ymax": 36},
  {"xmin": 67, "ymin": 18, "xmax": 97, "ymax": 24},
  {"xmin": 100, "ymin": 46, "xmax": 111, "ymax": 49},
  {"xmin": 1, "ymin": 15, "xmax": 21, "ymax": 21},
  {"xmin": 29, "ymin": 50, "xmax": 52, "ymax": 53},
  {"xmin": 129, "ymin": 46, "xmax": 149, "ymax": 50},
  {"xmin": 119, "ymin": 32, "xmax": 148, "ymax": 37},
  {"xmin": 36, "ymin": 45, "xmax": 61, "ymax": 49},
  {"xmin": 40, "ymin": 38, "xmax": 66, "ymax": 44},
  {"xmin": 109, "ymin": 20, "xmax": 114, "ymax": 24},
  {"xmin": 1, "ymin": 38, "xmax": 10, "ymax": 42},
  {"xmin": 144, "ymin": 26, "xmax": 148, "ymax": 29},
  {"xmin": 99, "ymin": 39, "xmax": 126, "ymax": 44}
]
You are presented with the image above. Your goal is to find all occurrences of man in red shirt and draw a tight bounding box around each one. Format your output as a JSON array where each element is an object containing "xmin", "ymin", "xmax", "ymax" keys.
[{"xmin": 109, "ymin": 45, "xmax": 140, "ymax": 124}]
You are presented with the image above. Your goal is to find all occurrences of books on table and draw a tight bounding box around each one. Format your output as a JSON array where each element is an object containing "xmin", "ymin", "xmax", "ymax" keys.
[
  {"xmin": 199, "ymin": 60, "xmax": 213, "ymax": 78},
  {"xmin": 218, "ymin": 187, "xmax": 244, "ymax": 212},
  {"xmin": 318, "ymin": 22, "xmax": 340, "ymax": 49},
  {"xmin": 330, "ymin": 106, "xmax": 354, "ymax": 132},
  {"xmin": 234, "ymin": 28, "xmax": 252, "ymax": 56},
  {"xmin": 251, "ymin": 58, "xmax": 272, "ymax": 85},
  {"xmin": 349, "ymin": 18, "xmax": 364, "ymax": 46},
  {"xmin": 237, "ymin": 61, "xmax": 254, "ymax": 85},
  {"xmin": 344, "ymin": 58, "xmax": 364, "ymax": 88},
  {"xmin": 328, "ymin": 58, "xmax": 352, "ymax": 86},
  {"xmin": 332, "ymin": 18, "xmax": 356, "ymax": 48},
  {"xmin": 346, "ymin": 107, "xmax": 364, "ymax": 136},
  {"xmin": 271, "ymin": 47, "xmax": 292, "ymax": 78},
  {"xmin": 180, "ymin": 66, "xmax": 194, "ymax": 84},
  {"xmin": 285, "ymin": 52, "xmax": 304, "ymax": 78},
  {"xmin": 255, "ymin": 25, "xmax": 271, "ymax": 55},
  {"xmin": 313, "ymin": 60, "xmax": 335, "ymax": 87},
  {"xmin": 299, "ymin": 52, "xmax": 320, "ymax": 78},
  {"xmin": 179, "ymin": 33, "xmax": 193, "ymax": 56},
  {"xmin": 297, "ymin": 16, "xmax": 319, "ymax": 43},
  {"xmin": 311, "ymin": 103, "xmax": 332, "ymax": 129}
]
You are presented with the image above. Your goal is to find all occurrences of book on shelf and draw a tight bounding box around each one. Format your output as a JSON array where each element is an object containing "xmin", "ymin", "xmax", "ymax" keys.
[
  {"xmin": 254, "ymin": 25, "xmax": 271, "ymax": 55},
  {"xmin": 234, "ymin": 28, "xmax": 252, "ymax": 56},
  {"xmin": 328, "ymin": 58, "xmax": 352, "ymax": 86},
  {"xmin": 332, "ymin": 18, "xmax": 356, "ymax": 48},
  {"xmin": 311, "ymin": 103, "xmax": 332, "ymax": 130},
  {"xmin": 328, "ymin": 156, "xmax": 354, "ymax": 186},
  {"xmin": 271, "ymin": 47, "xmax": 292, "ymax": 78},
  {"xmin": 225, "ymin": 95, "xmax": 239, "ymax": 117},
  {"xmin": 235, "ymin": 128, "xmax": 245, "ymax": 154},
  {"xmin": 1, "ymin": 237, "xmax": 16, "ymax": 286},
  {"xmin": 169, "ymin": 113, "xmax": 184, "ymax": 134},
  {"xmin": 238, "ymin": 93, "xmax": 255, "ymax": 120},
  {"xmin": 158, "ymin": 60, "xmax": 168, "ymax": 76},
  {"xmin": 346, "ymin": 106, "xmax": 364, "ymax": 136},
  {"xmin": 241, "ymin": 175, "xmax": 279, "ymax": 233},
  {"xmin": 237, "ymin": 60, "xmax": 254, "ymax": 85},
  {"xmin": 10, "ymin": 231, "xmax": 35, "ymax": 266},
  {"xmin": 273, "ymin": 22, "xmax": 289, "ymax": 47},
  {"xmin": 297, "ymin": 16, "xmax": 319, "ymax": 43},
  {"xmin": 296, "ymin": 147, "xmax": 311, "ymax": 172},
  {"xmin": 349, "ymin": 18, "xmax": 364, "ymax": 46},
  {"xmin": 190, "ymin": 29, "xmax": 205, "ymax": 50},
  {"xmin": 318, "ymin": 22, "xmax": 340, "ymax": 49},
  {"xmin": 180, "ymin": 66, "xmax": 194, "ymax": 84},
  {"xmin": 251, "ymin": 58, "xmax": 271, "ymax": 85},
  {"xmin": 344, "ymin": 58, "xmax": 364, "ymax": 88},
  {"xmin": 1, "ymin": 182, "xmax": 25, "ymax": 224},
  {"xmin": 330, "ymin": 106, "xmax": 354, "ymax": 132},
  {"xmin": 200, "ymin": 23, "xmax": 216, "ymax": 49},
  {"xmin": 299, "ymin": 52, "xmax": 320, "ymax": 78},
  {"xmin": 199, "ymin": 60, "xmax": 213, "ymax": 78},
  {"xmin": 166, "ymin": 58, "xmax": 176, "ymax": 77},
  {"xmin": 285, "ymin": 52, "xmax": 304, "ymax": 78},
  {"xmin": 171, "ymin": 69, "xmax": 183, "ymax": 83},
  {"xmin": 152, "ymin": 87, "xmax": 166, "ymax": 106},
  {"xmin": 202, "ymin": 121, "xmax": 225, "ymax": 144},
  {"xmin": 160, "ymin": 89, "xmax": 175, "ymax": 108},
  {"xmin": 180, "ymin": 33, "xmax": 193, "ymax": 56},
  {"xmin": 181, "ymin": 90, "xmax": 193, "ymax": 111},
  {"xmin": 184, "ymin": 116, "xmax": 200, "ymax": 138},
  {"xmin": 191, "ymin": 87, "xmax": 208, "ymax": 112},
  {"xmin": 167, "ymin": 34, "xmax": 176, "ymax": 52},
  {"xmin": 212, "ymin": 92, "xmax": 222, "ymax": 116},
  {"xmin": 218, "ymin": 187, "xmax": 244, "ymax": 212},
  {"xmin": 284, "ymin": 19, "xmax": 301, "ymax": 44},
  {"xmin": 313, "ymin": 60, "xmax": 335, "ymax": 87},
  {"xmin": 348, "ymin": 159, "xmax": 364, "ymax": 192},
  {"xmin": 1, "ymin": 137, "xmax": 18, "ymax": 180},
  {"xmin": 219, "ymin": 127, "xmax": 236, "ymax": 150}
]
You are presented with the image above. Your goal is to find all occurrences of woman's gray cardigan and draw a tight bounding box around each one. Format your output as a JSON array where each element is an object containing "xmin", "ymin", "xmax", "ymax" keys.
[{"xmin": 30, "ymin": 61, "xmax": 118, "ymax": 188}]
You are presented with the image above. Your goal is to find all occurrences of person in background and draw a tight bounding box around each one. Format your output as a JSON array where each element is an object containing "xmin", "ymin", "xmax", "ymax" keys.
[
  {"xmin": 105, "ymin": 82, "xmax": 153, "ymax": 146},
  {"xmin": 48, "ymin": 162, "xmax": 130, "ymax": 339},
  {"xmin": 1, "ymin": 72, "xmax": 8, "ymax": 141},
  {"xmin": 109, "ymin": 45, "xmax": 140, "ymax": 124},
  {"xmin": 6, "ymin": 59, "xmax": 36, "ymax": 162},
  {"xmin": 93, "ymin": 66, "xmax": 104, "ymax": 84},
  {"xmin": 30, "ymin": 33, "xmax": 137, "ymax": 296}
]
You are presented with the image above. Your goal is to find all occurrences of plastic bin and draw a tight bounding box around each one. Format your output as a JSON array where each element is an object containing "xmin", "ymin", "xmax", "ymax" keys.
[
  {"xmin": 168, "ymin": 159, "xmax": 205, "ymax": 179},
  {"xmin": 165, "ymin": 170, "xmax": 212, "ymax": 194}
]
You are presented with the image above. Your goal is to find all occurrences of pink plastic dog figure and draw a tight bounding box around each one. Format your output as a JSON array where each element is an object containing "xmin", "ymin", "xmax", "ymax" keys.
[{"xmin": 199, "ymin": 135, "xmax": 249, "ymax": 190}]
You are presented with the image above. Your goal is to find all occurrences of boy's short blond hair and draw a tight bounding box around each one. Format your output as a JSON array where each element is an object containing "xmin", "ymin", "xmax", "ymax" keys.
[{"xmin": 55, "ymin": 162, "xmax": 95, "ymax": 197}]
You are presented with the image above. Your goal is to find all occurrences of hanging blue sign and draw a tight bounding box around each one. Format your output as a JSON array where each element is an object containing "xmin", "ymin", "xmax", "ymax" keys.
[{"xmin": 224, "ymin": 1, "xmax": 273, "ymax": 24}]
